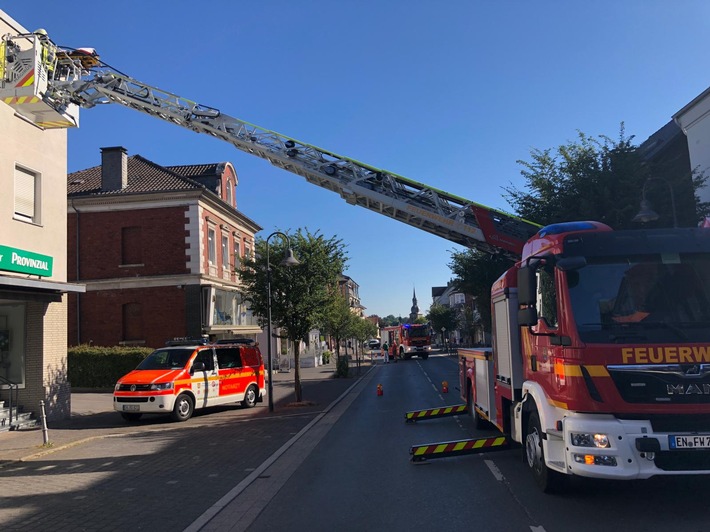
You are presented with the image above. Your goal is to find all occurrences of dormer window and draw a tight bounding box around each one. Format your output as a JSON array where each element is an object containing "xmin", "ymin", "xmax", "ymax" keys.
[{"xmin": 225, "ymin": 179, "xmax": 233, "ymax": 207}]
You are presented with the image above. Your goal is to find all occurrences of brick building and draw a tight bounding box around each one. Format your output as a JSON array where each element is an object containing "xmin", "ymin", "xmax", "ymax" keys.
[{"xmin": 67, "ymin": 147, "xmax": 262, "ymax": 349}]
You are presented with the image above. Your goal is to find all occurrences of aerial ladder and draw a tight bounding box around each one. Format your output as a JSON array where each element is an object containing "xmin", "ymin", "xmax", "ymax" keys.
[{"xmin": 0, "ymin": 31, "xmax": 540, "ymax": 259}]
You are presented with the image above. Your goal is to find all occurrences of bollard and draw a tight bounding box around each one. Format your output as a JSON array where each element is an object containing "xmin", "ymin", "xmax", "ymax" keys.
[
  {"xmin": 40, "ymin": 400, "xmax": 49, "ymax": 445},
  {"xmin": 377, "ymin": 383, "xmax": 383, "ymax": 396},
  {"xmin": 442, "ymin": 381, "xmax": 449, "ymax": 393}
]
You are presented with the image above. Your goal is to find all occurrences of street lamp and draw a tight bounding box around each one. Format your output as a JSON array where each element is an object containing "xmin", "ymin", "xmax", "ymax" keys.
[
  {"xmin": 266, "ymin": 231, "xmax": 300, "ymax": 412},
  {"xmin": 632, "ymin": 177, "xmax": 678, "ymax": 227}
]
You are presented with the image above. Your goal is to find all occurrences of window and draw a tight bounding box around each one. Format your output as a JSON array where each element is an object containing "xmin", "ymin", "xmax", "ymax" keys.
[
  {"xmin": 221, "ymin": 235, "xmax": 229, "ymax": 270},
  {"xmin": 216, "ymin": 347, "xmax": 242, "ymax": 369},
  {"xmin": 234, "ymin": 241, "xmax": 241, "ymax": 268},
  {"xmin": 225, "ymin": 180, "xmax": 232, "ymax": 207},
  {"xmin": 121, "ymin": 226, "xmax": 142, "ymax": 265},
  {"xmin": 537, "ymin": 267, "xmax": 558, "ymax": 328},
  {"xmin": 194, "ymin": 350, "xmax": 215, "ymax": 371},
  {"xmin": 122, "ymin": 302, "xmax": 143, "ymax": 341},
  {"xmin": 208, "ymin": 227, "xmax": 216, "ymax": 265},
  {"xmin": 14, "ymin": 165, "xmax": 40, "ymax": 224}
]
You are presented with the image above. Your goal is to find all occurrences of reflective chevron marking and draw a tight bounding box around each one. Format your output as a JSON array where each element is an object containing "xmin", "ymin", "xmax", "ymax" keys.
[{"xmin": 404, "ymin": 404, "xmax": 468, "ymax": 423}]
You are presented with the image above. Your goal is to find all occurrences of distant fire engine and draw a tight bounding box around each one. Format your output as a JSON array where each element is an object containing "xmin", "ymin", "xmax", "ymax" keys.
[{"xmin": 381, "ymin": 323, "xmax": 432, "ymax": 360}]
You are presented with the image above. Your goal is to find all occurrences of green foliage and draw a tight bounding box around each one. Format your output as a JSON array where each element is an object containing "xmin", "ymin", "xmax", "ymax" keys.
[
  {"xmin": 504, "ymin": 126, "xmax": 708, "ymax": 228},
  {"xmin": 335, "ymin": 355, "xmax": 349, "ymax": 378},
  {"xmin": 380, "ymin": 315, "xmax": 405, "ymax": 327},
  {"xmin": 322, "ymin": 350, "xmax": 331, "ymax": 364},
  {"xmin": 320, "ymin": 294, "xmax": 358, "ymax": 359},
  {"xmin": 237, "ymin": 228, "xmax": 347, "ymax": 401},
  {"xmin": 68, "ymin": 345, "xmax": 152, "ymax": 389},
  {"xmin": 427, "ymin": 303, "xmax": 458, "ymax": 340},
  {"xmin": 448, "ymin": 250, "xmax": 514, "ymax": 334}
]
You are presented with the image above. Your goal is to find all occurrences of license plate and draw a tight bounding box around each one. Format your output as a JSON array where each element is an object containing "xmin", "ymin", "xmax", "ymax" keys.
[
  {"xmin": 123, "ymin": 405, "xmax": 140, "ymax": 412},
  {"xmin": 669, "ymin": 434, "xmax": 710, "ymax": 449}
]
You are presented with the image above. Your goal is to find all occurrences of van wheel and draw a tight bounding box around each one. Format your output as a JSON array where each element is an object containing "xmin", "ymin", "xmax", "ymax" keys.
[
  {"xmin": 242, "ymin": 385, "xmax": 258, "ymax": 408},
  {"xmin": 171, "ymin": 393, "xmax": 194, "ymax": 422},
  {"xmin": 526, "ymin": 409, "xmax": 564, "ymax": 493},
  {"xmin": 121, "ymin": 412, "xmax": 142, "ymax": 422}
]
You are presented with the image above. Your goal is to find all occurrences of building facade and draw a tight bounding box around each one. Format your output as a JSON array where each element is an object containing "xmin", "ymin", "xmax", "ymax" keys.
[
  {"xmin": 67, "ymin": 147, "xmax": 262, "ymax": 349},
  {"xmin": 0, "ymin": 10, "xmax": 84, "ymax": 422}
]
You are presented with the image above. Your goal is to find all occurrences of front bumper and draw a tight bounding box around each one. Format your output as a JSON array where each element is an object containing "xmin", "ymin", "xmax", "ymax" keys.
[{"xmin": 559, "ymin": 414, "xmax": 710, "ymax": 479}]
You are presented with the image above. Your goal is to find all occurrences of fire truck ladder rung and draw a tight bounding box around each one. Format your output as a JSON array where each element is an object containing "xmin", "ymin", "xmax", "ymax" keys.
[
  {"xmin": 405, "ymin": 404, "xmax": 468, "ymax": 423},
  {"xmin": 409, "ymin": 436, "xmax": 509, "ymax": 462}
]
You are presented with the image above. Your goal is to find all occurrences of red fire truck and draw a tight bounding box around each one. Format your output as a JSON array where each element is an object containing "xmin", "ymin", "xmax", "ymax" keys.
[
  {"xmin": 381, "ymin": 323, "xmax": 432, "ymax": 360},
  {"xmin": 6, "ymin": 31, "xmax": 710, "ymax": 490},
  {"xmin": 458, "ymin": 221, "xmax": 710, "ymax": 491}
]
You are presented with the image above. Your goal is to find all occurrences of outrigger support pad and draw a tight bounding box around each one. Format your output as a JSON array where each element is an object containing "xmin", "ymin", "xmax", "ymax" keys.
[
  {"xmin": 409, "ymin": 436, "xmax": 509, "ymax": 462},
  {"xmin": 404, "ymin": 404, "xmax": 468, "ymax": 423}
]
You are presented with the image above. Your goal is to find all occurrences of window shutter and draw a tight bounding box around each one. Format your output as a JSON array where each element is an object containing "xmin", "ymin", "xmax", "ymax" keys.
[{"xmin": 15, "ymin": 167, "xmax": 35, "ymax": 219}]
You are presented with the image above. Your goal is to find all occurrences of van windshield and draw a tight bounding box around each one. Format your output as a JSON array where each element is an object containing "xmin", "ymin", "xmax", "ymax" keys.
[{"xmin": 136, "ymin": 348, "xmax": 194, "ymax": 370}]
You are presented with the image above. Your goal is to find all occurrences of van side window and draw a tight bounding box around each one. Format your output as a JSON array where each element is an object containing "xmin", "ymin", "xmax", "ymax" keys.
[
  {"xmin": 194, "ymin": 350, "xmax": 215, "ymax": 371},
  {"xmin": 216, "ymin": 347, "xmax": 243, "ymax": 369}
]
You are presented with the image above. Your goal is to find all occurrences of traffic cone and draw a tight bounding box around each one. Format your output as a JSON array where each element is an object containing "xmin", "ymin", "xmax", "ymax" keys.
[
  {"xmin": 442, "ymin": 381, "xmax": 448, "ymax": 393},
  {"xmin": 377, "ymin": 383, "xmax": 383, "ymax": 396}
]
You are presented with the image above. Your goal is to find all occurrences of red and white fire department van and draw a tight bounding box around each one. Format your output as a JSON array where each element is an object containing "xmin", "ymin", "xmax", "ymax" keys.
[{"xmin": 113, "ymin": 339, "xmax": 265, "ymax": 422}]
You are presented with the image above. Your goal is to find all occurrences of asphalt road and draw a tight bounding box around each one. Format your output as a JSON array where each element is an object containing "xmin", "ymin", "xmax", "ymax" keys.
[{"xmin": 3, "ymin": 354, "xmax": 710, "ymax": 531}]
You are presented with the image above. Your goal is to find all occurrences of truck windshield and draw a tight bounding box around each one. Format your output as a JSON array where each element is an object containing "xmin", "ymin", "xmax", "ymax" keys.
[
  {"xmin": 408, "ymin": 327, "xmax": 429, "ymax": 338},
  {"xmin": 136, "ymin": 348, "xmax": 194, "ymax": 370},
  {"xmin": 566, "ymin": 253, "xmax": 710, "ymax": 344}
]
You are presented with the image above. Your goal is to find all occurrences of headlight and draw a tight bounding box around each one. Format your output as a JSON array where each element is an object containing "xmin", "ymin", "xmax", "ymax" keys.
[
  {"xmin": 149, "ymin": 382, "xmax": 173, "ymax": 391},
  {"xmin": 115, "ymin": 383, "xmax": 121, "ymax": 391},
  {"xmin": 570, "ymin": 432, "xmax": 610, "ymax": 448}
]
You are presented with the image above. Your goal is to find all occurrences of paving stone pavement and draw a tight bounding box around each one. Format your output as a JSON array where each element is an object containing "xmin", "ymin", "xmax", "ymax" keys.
[{"xmin": 0, "ymin": 357, "xmax": 378, "ymax": 531}]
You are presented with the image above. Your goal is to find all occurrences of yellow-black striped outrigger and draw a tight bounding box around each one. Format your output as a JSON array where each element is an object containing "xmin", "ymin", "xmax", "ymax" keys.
[
  {"xmin": 410, "ymin": 435, "xmax": 509, "ymax": 462},
  {"xmin": 404, "ymin": 404, "xmax": 468, "ymax": 423}
]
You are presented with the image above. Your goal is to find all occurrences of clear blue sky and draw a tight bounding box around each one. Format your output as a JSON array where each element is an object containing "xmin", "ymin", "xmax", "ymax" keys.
[{"xmin": 5, "ymin": 2, "xmax": 710, "ymax": 318}]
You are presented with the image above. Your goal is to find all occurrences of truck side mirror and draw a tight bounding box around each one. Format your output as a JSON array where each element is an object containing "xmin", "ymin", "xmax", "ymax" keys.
[
  {"xmin": 191, "ymin": 361, "xmax": 205, "ymax": 374},
  {"xmin": 518, "ymin": 307, "xmax": 538, "ymax": 326},
  {"xmin": 517, "ymin": 265, "xmax": 537, "ymax": 306}
]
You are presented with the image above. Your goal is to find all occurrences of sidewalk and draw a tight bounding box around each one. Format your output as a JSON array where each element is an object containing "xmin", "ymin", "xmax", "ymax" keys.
[{"xmin": 0, "ymin": 356, "xmax": 375, "ymax": 466}]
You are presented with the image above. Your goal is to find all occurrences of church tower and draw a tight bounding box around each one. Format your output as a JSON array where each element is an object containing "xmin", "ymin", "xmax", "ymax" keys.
[{"xmin": 409, "ymin": 287, "xmax": 420, "ymax": 322}]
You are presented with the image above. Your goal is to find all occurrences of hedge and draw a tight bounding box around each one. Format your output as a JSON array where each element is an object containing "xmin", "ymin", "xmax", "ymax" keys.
[{"xmin": 68, "ymin": 345, "xmax": 154, "ymax": 389}]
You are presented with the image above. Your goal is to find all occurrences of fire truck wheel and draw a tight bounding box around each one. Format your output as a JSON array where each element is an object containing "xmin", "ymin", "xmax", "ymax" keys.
[
  {"xmin": 171, "ymin": 393, "xmax": 194, "ymax": 422},
  {"xmin": 525, "ymin": 410, "xmax": 563, "ymax": 493},
  {"xmin": 242, "ymin": 385, "xmax": 258, "ymax": 408},
  {"xmin": 120, "ymin": 412, "xmax": 142, "ymax": 423}
]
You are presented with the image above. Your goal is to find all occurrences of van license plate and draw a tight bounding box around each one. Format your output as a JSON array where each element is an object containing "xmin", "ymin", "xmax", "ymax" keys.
[
  {"xmin": 669, "ymin": 434, "xmax": 710, "ymax": 449},
  {"xmin": 123, "ymin": 405, "xmax": 140, "ymax": 412}
]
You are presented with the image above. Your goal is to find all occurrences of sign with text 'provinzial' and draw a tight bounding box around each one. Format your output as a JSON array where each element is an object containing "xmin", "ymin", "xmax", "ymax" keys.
[{"xmin": 0, "ymin": 245, "xmax": 53, "ymax": 277}]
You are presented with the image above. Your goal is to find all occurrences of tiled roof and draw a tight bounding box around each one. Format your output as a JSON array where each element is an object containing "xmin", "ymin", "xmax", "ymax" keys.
[
  {"xmin": 165, "ymin": 163, "xmax": 223, "ymax": 178},
  {"xmin": 67, "ymin": 155, "xmax": 206, "ymax": 196}
]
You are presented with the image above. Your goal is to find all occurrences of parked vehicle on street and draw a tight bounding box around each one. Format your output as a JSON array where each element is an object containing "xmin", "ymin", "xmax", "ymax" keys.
[{"xmin": 113, "ymin": 339, "xmax": 265, "ymax": 422}]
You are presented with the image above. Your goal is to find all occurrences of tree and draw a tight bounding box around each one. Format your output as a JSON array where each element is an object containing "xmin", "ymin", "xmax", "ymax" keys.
[
  {"xmin": 448, "ymin": 249, "xmax": 514, "ymax": 337},
  {"xmin": 426, "ymin": 303, "xmax": 457, "ymax": 344},
  {"xmin": 351, "ymin": 317, "xmax": 378, "ymax": 371},
  {"xmin": 237, "ymin": 229, "xmax": 347, "ymax": 402},
  {"xmin": 449, "ymin": 125, "xmax": 710, "ymax": 335},
  {"xmin": 320, "ymin": 293, "xmax": 357, "ymax": 363},
  {"xmin": 504, "ymin": 126, "xmax": 708, "ymax": 228}
]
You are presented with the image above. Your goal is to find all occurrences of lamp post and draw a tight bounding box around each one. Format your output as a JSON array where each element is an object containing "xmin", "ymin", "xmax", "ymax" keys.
[
  {"xmin": 632, "ymin": 177, "xmax": 678, "ymax": 228},
  {"xmin": 441, "ymin": 327, "xmax": 446, "ymax": 352},
  {"xmin": 266, "ymin": 231, "xmax": 300, "ymax": 412}
]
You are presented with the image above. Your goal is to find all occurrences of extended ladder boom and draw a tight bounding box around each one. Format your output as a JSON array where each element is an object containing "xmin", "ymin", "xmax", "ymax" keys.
[{"xmin": 1, "ymin": 32, "xmax": 540, "ymax": 258}]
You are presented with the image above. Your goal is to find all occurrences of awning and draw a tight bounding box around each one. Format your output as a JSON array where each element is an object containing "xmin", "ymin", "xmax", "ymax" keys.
[{"xmin": 0, "ymin": 275, "xmax": 85, "ymax": 302}]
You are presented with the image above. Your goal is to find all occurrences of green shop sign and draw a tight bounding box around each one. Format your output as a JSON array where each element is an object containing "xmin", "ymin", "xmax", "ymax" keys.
[{"xmin": 0, "ymin": 245, "xmax": 53, "ymax": 277}]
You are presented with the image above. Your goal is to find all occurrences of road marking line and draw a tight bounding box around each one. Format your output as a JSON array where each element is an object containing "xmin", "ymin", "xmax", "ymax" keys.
[{"xmin": 484, "ymin": 459, "xmax": 505, "ymax": 481}]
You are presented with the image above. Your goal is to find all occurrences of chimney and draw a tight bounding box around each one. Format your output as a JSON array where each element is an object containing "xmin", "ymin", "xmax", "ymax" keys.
[{"xmin": 101, "ymin": 146, "xmax": 128, "ymax": 191}]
